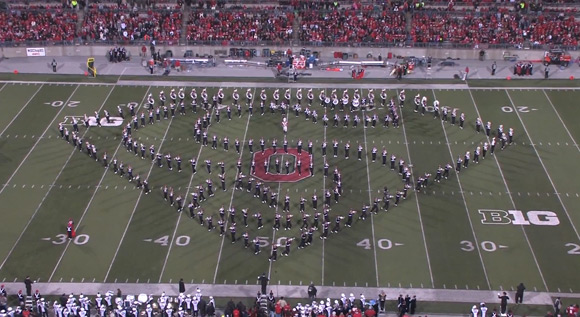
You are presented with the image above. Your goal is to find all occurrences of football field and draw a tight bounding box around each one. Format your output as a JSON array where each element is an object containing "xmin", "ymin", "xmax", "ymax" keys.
[{"xmin": 0, "ymin": 80, "xmax": 579, "ymax": 296}]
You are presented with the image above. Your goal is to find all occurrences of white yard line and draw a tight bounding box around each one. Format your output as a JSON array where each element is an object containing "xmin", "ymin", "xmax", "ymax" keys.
[
  {"xmin": 48, "ymin": 86, "xmax": 119, "ymax": 281},
  {"xmin": 321, "ymin": 88, "xmax": 327, "ymax": 287},
  {"xmin": 505, "ymin": 91, "xmax": 580, "ymax": 243},
  {"xmin": 542, "ymin": 90, "xmax": 580, "ymax": 153},
  {"xmin": 467, "ymin": 89, "xmax": 549, "ymax": 291},
  {"xmin": 0, "ymin": 85, "xmax": 80, "ymax": 197},
  {"xmin": 100, "ymin": 86, "xmax": 182, "ymax": 282},
  {"xmin": 431, "ymin": 90, "xmax": 491, "ymax": 289},
  {"xmin": 159, "ymin": 89, "xmax": 216, "ymax": 283},
  {"xmin": 0, "ymin": 84, "xmax": 44, "ymax": 137},
  {"xmin": 396, "ymin": 90, "xmax": 435, "ymax": 288},
  {"xmin": 267, "ymin": 182, "xmax": 283, "ymax": 280},
  {"xmin": 209, "ymin": 88, "xmax": 255, "ymax": 283},
  {"xmin": 264, "ymin": 87, "xmax": 285, "ymax": 281},
  {"xmin": 0, "ymin": 85, "xmax": 93, "ymax": 271},
  {"xmin": 360, "ymin": 89, "xmax": 379, "ymax": 288},
  {"xmin": 104, "ymin": 116, "xmax": 175, "ymax": 282}
]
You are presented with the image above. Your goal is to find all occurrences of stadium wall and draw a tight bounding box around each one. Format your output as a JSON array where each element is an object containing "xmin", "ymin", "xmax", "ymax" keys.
[{"xmin": 0, "ymin": 45, "xmax": 546, "ymax": 61}]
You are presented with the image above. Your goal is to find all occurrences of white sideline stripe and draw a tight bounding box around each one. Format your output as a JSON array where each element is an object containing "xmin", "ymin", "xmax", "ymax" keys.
[
  {"xmin": 48, "ymin": 86, "xmax": 118, "ymax": 281},
  {"xmin": 468, "ymin": 89, "xmax": 549, "ymax": 292},
  {"xmin": 397, "ymin": 89, "xmax": 434, "ymax": 288},
  {"xmin": 212, "ymin": 87, "xmax": 255, "ymax": 284},
  {"xmin": 431, "ymin": 90, "xmax": 491, "ymax": 289},
  {"xmin": 0, "ymin": 81, "xmax": 116, "ymax": 86},
  {"xmin": 360, "ymin": 89, "xmax": 379, "ymax": 288},
  {"xmin": 0, "ymin": 85, "xmax": 80, "ymax": 197},
  {"xmin": 0, "ymin": 85, "xmax": 83, "ymax": 271},
  {"xmin": 4, "ymin": 79, "xmax": 580, "ymax": 92},
  {"xmin": 0, "ymin": 84, "xmax": 43, "ymax": 137},
  {"xmin": 506, "ymin": 91, "xmax": 580, "ymax": 244},
  {"xmin": 103, "ymin": 86, "xmax": 162, "ymax": 282},
  {"xmin": 542, "ymin": 90, "xmax": 580, "ymax": 154}
]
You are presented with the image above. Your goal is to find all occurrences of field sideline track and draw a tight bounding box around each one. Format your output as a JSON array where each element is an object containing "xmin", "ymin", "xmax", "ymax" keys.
[{"xmin": 0, "ymin": 282, "xmax": 569, "ymax": 305}]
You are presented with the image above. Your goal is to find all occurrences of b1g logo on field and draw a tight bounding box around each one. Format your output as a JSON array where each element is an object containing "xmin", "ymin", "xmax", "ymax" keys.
[{"xmin": 479, "ymin": 209, "xmax": 560, "ymax": 226}]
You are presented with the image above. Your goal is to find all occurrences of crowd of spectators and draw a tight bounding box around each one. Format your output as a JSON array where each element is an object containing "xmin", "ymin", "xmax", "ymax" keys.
[
  {"xmin": 410, "ymin": 10, "xmax": 580, "ymax": 46},
  {"xmin": 299, "ymin": 8, "xmax": 407, "ymax": 45},
  {"xmin": 80, "ymin": 5, "xmax": 182, "ymax": 43},
  {"xmin": 0, "ymin": 9, "xmax": 77, "ymax": 43},
  {"xmin": 1, "ymin": 0, "xmax": 580, "ymax": 47},
  {"xmin": 185, "ymin": 8, "xmax": 294, "ymax": 44}
]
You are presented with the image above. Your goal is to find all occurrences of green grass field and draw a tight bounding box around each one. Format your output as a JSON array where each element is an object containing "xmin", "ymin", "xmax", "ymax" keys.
[{"xmin": 0, "ymin": 80, "xmax": 579, "ymax": 296}]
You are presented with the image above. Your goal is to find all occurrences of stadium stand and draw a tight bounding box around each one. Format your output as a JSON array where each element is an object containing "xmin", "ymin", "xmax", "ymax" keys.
[
  {"xmin": 299, "ymin": 8, "xmax": 407, "ymax": 45},
  {"xmin": 0, "ymin": 9, "xmax": 78, "ymax": 43},
  {"xmin": 410, "ymin": 10, "xmax": 580, "ymax": 46},
  {"xmin": 80, "ymin": 5, "xmax": 182, "ymax": 43},
  {"xmin": 0, "ymin": 0, "xmax": 579, "ymax": 48},
  {"xmin": 185, "ymin": 8, "xmax": 294, "ymax": 44}
]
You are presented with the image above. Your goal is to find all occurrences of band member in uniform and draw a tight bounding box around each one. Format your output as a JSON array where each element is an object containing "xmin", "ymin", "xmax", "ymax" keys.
[
  {"xmin": 254, "ymin": 237, "xmax": 261, "ymax": 254},
  {"xmin": 232, "ymin": 89, "xmax": 240, "ymax": 106},
  {"xmin": 67, "ymin": 218, "xmax": 75, "ymax": 239},
  {"xmin": 229, "ymin": 224, "xmax": 237, "ymax": 243},
  {"xmin": 282, "ymin": 238, "xmax": 293, "ymax": 256},
  {"xmin": 243, "ymin": 232, "xmax": 250, "ymax": 248},
  {"xmin": 282, "ymin": 117, "xmax": 288, "ymax": 135},
  {"xmin": 269, "ymin": 244, "xmax": 278, "ymax": 261},
  {"xmin": 398, "ymin": 90, "xmax": 405, "ymax": 107}
]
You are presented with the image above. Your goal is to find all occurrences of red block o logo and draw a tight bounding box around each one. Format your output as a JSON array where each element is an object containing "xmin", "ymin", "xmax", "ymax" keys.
[{"xmin": 251, "ymin": 148, "xmax": 312, "ymax": 182}]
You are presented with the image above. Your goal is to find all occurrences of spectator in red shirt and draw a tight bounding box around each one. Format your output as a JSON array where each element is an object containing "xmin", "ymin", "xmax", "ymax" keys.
[{"xmin": 364, "ymin": 306, "xmax": 376, "ymax": 317}]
